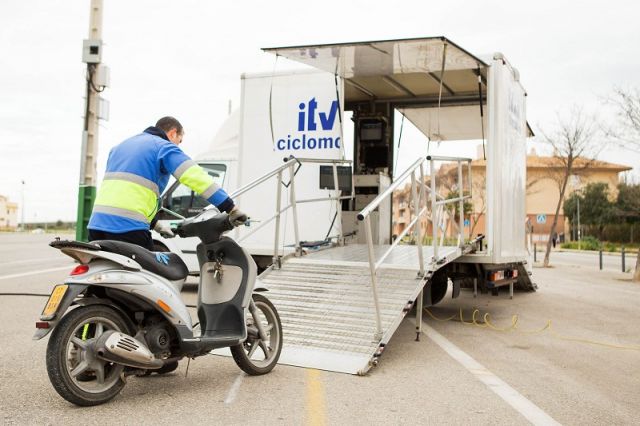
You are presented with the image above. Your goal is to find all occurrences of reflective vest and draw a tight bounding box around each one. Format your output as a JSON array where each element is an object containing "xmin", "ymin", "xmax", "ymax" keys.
[{"xmin": 88, "ymin": 127, "xmax": 233, "ymax": 233}]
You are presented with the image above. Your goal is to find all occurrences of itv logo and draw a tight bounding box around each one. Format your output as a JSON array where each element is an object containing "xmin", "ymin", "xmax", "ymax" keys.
[
  {"xmin": 298, "ymin": 98, "xmax": 339, "ymax": 131},
  {"xmin": 277, "ymin": 98, "xmax": 341, "ymax": 151}
]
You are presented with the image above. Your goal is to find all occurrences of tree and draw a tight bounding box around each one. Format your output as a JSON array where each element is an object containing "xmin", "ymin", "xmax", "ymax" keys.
[
  {"xmin": 540, "ymin": 106, "xmax": 602, "ymax": 267},
  {"xmin": 579, "ymin": 183, "xmax": 614, "ymax": 240},
  {"xmin": 563, "ymin": 183, "xmax": 614, "ymax": 241},
  {"xmin": 605, "ymin": 87, "xmax": 640, "ymax": 152},
  {"xmin": 615, "ymin": 183, "xmax": 640, "ymax": 223},
  {"xmin": 606, "ymin": 87, "xmax": 640, "ymax": 281},
  {"xmin": 563, "ymin": 192, "xmax": 581, "ymax": 240}
]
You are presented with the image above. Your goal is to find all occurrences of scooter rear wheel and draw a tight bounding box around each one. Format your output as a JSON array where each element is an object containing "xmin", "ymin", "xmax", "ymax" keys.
[
  {"xmin": 230, "ymin": 293, "xmax": 282, "ymax": 375},
  {"xmin": 46, "ymin": 305, "xmax": 132, "ymax": 406}
]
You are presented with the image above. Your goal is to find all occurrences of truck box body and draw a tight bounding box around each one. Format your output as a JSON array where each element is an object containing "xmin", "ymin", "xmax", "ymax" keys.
[{"xmin": 157, "ymin": 37, "xmax": 532, "ymax": 279}]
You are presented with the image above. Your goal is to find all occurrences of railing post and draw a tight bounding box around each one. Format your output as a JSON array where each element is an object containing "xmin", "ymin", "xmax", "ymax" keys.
[
  {"xmin": 458, "ymin": 160, "xmax": 464, "ymax": 247},
  {"xmin": 410, "ymin": 170, "xmax": 425, "ymax": 276},
  {"xmin": 430, "ymin": 157, "xmax": 438, "ymax": 261},
  {"xmin": 332, "ymin": 162, "xmax": 343, "ymax": 245},
  {"xmin": 289, "ymin": 163, "xmax": 301, "ymax": 256},
  {"xmin": 272, "ymin": 170, "xmax": 283, "ymax": 268},
  {"xmin": 364, "ymin": 216, "xmax": 384, "ymax": 339},
  {"xmin": 419, "ymin": 162, "xmax": 427, "ymax": 247}
]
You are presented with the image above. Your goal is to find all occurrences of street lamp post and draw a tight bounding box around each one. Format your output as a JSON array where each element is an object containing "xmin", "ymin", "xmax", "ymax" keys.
[
  {"xmin": 577, "ymin": 195, "xmax": 581, "ymax": 251},
  {"xmin": 20, "ymin": 180, "xmax": 25, "ymax": 231}
]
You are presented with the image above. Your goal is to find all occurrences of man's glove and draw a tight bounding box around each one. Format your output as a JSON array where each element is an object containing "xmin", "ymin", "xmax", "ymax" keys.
[
  {"xmin": 154, "ymin": 221, "xmax": 175, "ymax": 238},
  {"xmin": 229, "ymin": 209, "xmax": 248, "ymax": 227}
]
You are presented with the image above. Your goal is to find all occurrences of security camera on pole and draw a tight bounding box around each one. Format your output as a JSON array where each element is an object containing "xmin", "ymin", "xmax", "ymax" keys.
[{"xmin": 76, "ymin": 0, "xmax": 109, "ymax": 241}]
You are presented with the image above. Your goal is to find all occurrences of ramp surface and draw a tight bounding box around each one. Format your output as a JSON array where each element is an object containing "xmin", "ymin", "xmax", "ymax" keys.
[{"xmin": 261, "ymin": 244, "xmax": 462, "ymax": 374}]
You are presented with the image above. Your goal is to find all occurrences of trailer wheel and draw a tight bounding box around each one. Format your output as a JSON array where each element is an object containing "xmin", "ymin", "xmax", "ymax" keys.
[{"xmin": 424, "ymin": 271, "xmax": 448, "ymax": 306}]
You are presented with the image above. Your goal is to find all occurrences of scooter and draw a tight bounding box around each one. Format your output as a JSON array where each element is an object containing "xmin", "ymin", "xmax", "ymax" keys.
[{"xmin": 34, "ymin": 209, "xmax": 283, "ymax": 406}]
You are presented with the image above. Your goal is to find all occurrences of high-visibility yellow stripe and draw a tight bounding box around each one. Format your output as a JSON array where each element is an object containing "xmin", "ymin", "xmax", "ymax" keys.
[
  {"xmin": 178, "ymin": 165, "xmax": 215, "ymax": 195},
  {"xmin": 94, "ymin": 179, "xmax": 157, "ymax": 219}
]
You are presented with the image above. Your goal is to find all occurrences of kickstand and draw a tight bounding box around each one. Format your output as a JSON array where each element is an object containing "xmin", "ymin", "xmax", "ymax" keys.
[
  {"xmin": 185, "ymin": 358, "xmax": 191, "ymax": 378},
  {"xmin": 415, "ymin": 329, "xmax": 421, "ymax": 342}
]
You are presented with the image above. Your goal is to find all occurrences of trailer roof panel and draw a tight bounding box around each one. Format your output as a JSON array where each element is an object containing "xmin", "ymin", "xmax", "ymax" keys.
[
  {"xmin": 264, "ymin": 37, "xmax": 487, "ymax": 104},
  {"xmin": 263, "ymin": 37, "xmax": 487, "ymax": 77}
]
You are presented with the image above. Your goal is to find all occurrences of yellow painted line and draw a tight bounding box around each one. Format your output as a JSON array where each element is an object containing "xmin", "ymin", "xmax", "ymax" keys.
[{"xmin": 306, "ymin": 369, "xmax": 326, "ymax": 426}]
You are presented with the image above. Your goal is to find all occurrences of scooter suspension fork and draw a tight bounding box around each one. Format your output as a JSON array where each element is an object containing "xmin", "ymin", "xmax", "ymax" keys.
[{"xmin": 249, "ymin": 300, "xmax": 269, "ymax": 342}]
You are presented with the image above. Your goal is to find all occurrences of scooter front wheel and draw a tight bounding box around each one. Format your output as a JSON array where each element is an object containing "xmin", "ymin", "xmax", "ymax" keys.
[
  {"xmin": 230, "ymin": 293, "xmax": 282, "ymax": 375},
  {"xmin": 46, "ymin": 305, "xmax": 132, "ymax": 406}
]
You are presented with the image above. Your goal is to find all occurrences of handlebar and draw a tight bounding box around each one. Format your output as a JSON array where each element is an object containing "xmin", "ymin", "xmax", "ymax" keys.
[{"xmin": 175, "ymin": 209, "xmax": 235, "ymax": 243}]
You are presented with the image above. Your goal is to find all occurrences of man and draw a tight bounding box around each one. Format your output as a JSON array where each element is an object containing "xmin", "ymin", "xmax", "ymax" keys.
[{"xmin": 88, "ymin": 116, "xmax": 245, "ymax": 249}]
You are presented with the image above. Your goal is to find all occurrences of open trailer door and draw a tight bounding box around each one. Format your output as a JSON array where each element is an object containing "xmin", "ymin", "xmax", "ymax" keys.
[{"xmin": 264, "ymin": 38, "xmax": 533, "ymax": 264}]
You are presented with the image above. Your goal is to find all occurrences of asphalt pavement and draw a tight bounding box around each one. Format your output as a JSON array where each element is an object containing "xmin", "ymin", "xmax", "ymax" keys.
[{"xmin": 1, "ymin": 233, "xmax": 639, "ymax": 425}]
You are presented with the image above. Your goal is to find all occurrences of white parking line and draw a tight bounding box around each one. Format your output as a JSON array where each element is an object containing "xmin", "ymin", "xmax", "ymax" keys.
[
  {"xmin": 0, "ymin": 265, "xmax": 73, "ymax": 281},
  {"xmin": 423, "ymin": 322, "xmax": 561, "ymax": 426},
  {"xmin": 224, "ymin": 373, "xmax": 245, "ymax": 404},
  {"xmin": 0, "ymin": 257, "xmax": 66, "ymax": 266}
]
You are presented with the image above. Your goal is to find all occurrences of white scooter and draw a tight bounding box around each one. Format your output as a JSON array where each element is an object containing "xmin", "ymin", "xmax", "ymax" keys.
[{"xmin": 34, "ymin": 209, "xmax": 282, "ymax": 406}]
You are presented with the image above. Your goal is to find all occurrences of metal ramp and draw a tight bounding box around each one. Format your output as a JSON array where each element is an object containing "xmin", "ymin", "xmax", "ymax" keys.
[
  {"xmin": 260, "ymin": 244, "xmax": 463, "ymax": 375},
  {"xmin": 211, "ymin": 154, "xmax": 474, "ymax": 374}
]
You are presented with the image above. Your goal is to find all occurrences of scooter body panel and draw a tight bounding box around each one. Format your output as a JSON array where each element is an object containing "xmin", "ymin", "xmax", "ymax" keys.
[
  {"xmin": 37, "ymin": 258, "xmax": 194, "ymax": 339},
  {"xmin": 195, "ymin": 237, "xmax": 256, "ymax": 341}
]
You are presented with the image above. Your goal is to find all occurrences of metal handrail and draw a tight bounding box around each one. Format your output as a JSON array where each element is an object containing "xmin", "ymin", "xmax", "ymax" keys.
[
  {"xmin": 357, "ymin": 157, "xmax": 423, "ymax": 221},
  {"xmin": 426, "ymin": 155, "xmax": 473, "ymax": 162},
  {"xmin": 357, "ymin": 154, "xmax": 473, "ymax": 338},
  {"xmin": 229, "ymin": 156, "xmax": 354, "ymax": 263},
  {"xmin": 229, "ymin": 158, "xmax": 297, "ymax": 199}
]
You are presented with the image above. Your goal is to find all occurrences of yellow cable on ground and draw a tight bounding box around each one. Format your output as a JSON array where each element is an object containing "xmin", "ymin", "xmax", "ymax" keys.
[{"xmin": 424, "ymin": 308, "xmax": 640, "ymax": 352}]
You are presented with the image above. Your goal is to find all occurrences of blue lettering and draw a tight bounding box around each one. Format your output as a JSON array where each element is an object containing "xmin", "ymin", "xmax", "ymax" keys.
[
  {"xmin": 335, "ymin": 137, "xmax": 340, "ymax": 148},
  {"xmin": 298, "ymin": 103, "xmax": 305, "ymax": 131},
  {"xmin": 318, "ymin": 137, "xmax": 332, "ymax": 149},
  {"xmin": 319, "ymin": 100, "xmax": 339, "ymax": 130},
  {"xmin": 292, "ymin": 138, "xmax": 301, "ymax": 150},
  {"xmin": 307, "ymin": 137, "xmax": 317, "ymax": 149},
  {"xmin": 277, "ymin": 139, "xmax": 286, "ymax": 150},
  {"xmin": 307, "ymin": 98, "xmax": 318, "ymax": 131}
]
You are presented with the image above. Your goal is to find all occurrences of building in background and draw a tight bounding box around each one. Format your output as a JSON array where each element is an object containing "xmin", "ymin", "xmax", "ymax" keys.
[
  {"xmin": 391, "ymin": 149, "xmax": 631, "ymax": 243},
  {"xmin": 0, "ymin": 195, "xmax": 19, "ymax": 230}
]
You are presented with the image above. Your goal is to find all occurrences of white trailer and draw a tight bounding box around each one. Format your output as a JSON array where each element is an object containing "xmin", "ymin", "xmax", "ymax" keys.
[{"xmin": 156, "ymin": 37, "xmax": 535, "ymax": 374}]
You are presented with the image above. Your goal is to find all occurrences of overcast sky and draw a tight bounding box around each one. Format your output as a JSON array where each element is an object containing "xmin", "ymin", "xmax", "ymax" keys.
[{"xmin": 1, "ymin": 0, "xmax": 639, "ymax": 222}]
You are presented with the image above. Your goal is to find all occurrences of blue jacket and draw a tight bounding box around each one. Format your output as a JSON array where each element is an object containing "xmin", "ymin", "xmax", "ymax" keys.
[{"xmin": 88, "ymin": 127, "xmax": 234, "ymax": 233}]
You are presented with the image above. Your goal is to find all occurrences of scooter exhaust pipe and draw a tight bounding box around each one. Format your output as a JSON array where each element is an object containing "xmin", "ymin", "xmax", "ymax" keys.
[{"xmin": 95, "ymin": 331, "xmax": 164, "ymax": 369}]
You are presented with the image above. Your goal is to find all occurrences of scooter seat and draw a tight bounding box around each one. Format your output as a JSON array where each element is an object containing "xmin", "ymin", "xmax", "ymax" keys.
[{"xmin": 93, "ymin": 240, "xmax": 189, "ymax": 281}]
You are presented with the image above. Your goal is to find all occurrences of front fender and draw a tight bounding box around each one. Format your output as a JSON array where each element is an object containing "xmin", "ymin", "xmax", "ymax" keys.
[
  {"xmin": 253, "ymin": 278, "xmax": 269, "ymax": 292},
  {"xmin": 33, "ymin": 284, "xmax": 88, "ymax": 340}
]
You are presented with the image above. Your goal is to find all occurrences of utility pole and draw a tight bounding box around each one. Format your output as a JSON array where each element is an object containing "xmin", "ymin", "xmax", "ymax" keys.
[{"xmin": 76, "ymin": 0, "xmax": 108, "ymax": 241}]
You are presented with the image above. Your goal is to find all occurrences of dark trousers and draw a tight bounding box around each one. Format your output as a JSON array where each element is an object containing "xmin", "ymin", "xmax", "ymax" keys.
[{"xmin": 88, "ymin": 229, "xmax": 153, "ymax": 251}]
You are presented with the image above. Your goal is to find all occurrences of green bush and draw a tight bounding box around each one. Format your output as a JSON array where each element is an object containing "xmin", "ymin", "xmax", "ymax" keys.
[{"xmin": 560, "ymin": 236, "xmax": 601, "ymax": 251}]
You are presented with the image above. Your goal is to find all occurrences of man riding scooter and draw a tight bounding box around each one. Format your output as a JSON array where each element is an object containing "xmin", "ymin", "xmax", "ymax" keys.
[
  {"xmin": 86, "ymin": 116, "xmax": 247, "ymax": 373},
  {"xmin": 88, "ymin": 116, "xmax": 247, "ymax": 248}
]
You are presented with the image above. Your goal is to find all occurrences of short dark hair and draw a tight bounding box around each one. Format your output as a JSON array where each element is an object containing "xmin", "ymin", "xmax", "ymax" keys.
[{"xmin": 155, "ymin": 116, "xmax": 183, "ymax": 134}]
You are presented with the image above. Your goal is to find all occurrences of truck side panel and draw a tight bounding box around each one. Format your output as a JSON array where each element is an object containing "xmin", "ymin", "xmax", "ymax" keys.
[
  {"xmin": 486, "ymin": 58, "xmax": 528, "ymax": 263},
  {"xmin": 237, "ymin": 70, "xmax": 345, "ymax": 252}
]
